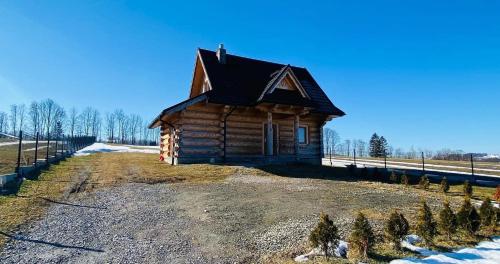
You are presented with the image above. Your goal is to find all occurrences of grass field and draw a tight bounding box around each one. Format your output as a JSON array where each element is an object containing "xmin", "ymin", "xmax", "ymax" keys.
[
  {"xmin": 0, "ymin": 143, "xmax": 62, "ymax": 174},
  {"xmin": 0, "ymin": 152, "xmax": 498, "ymax": 262}
]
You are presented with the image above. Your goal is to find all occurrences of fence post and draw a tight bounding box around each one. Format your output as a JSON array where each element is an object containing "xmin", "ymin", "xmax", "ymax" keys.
[
  {"xmin": 384, "ymin": 151, "xmax": 387, "ymax": 169},
  {"xmin": 353, "ymin": 148, "xmax": 357, "ymax": 166},
  {"xmin": 46, "ymin": 132, "xmax": 50, "ymax": 162},
  {"xmin": 15, "ymin": 130, "xmax": 23, "ymax": 173},
  {"xmin": 421, "ymin": 152, "xmax": 425, "ymax": 174},
  {"xmin": 34, "ymin": 132, "xmax": 39, "ymax": 167},
  {"xmin": 471, "ymin": 154, "xmax": 475, "ymax": 184}
]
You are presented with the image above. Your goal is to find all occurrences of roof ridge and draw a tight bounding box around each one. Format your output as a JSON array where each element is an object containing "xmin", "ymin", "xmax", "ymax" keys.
[{"xmin": 198, "ymin": 48, "xmax": 306, "ymax": 69}]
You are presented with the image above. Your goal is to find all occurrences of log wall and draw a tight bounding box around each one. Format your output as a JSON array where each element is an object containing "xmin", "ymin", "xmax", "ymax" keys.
[{"xmin": 161, "ymin": 103, "xmax": 325, "ymax": 164}]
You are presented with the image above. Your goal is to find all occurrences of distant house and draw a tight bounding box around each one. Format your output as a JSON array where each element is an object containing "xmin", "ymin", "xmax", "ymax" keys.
[{"xmin": 149, "ymin": 45, "xmax": 345, "ymax": 165}]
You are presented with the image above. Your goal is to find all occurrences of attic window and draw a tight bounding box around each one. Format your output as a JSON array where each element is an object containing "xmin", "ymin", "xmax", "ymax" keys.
[{"xmin": 276, "ymin": 76, "xmax": 295, "ymax": 91}]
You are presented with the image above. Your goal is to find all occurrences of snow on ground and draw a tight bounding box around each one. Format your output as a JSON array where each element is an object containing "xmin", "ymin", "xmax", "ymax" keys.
[
  {"xmin": 294, "ymin": 241, "xmax": 348, "ymax": 262},
  {"xmin": 0, "ymin": 141, "xmax": 37, "ymax": 147},
  {"xmin": 391, "ymin": 235, "xmax": 500, "ymax": 264},
  {"xmin": 75, "ymin": 143, "xmax": 159, "ymax": 156}
]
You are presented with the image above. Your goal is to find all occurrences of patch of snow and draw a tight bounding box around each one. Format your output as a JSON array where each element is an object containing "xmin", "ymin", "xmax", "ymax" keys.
[
  {"xmin": 391, "ymin": 235, "xmax": 500, "ymax": 264},
  {"xmin": 0, "ymin": 140, "xmax": 37, "ymax": 147},
  {"xmin": 294, "ymin": 240, "xmax": 348, "ymax": 262},
  {"xmin": 74, "ymin": 143, "xmax": 159, "ymax": 156}
]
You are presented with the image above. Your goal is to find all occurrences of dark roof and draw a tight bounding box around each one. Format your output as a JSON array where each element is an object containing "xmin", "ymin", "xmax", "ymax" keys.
[
  {"xmin": 198, "ymin": 48, "xmax": 345, "ymax": 116},
  {"xmin": 149, "ymin": 48, "xmax": 345, "ymax": 128}
]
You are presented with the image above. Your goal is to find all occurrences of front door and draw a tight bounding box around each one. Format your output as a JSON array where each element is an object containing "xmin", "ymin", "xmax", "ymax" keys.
[{"xmin": 263, "ymin": 124, "xmax": 278, "ymax": 155}]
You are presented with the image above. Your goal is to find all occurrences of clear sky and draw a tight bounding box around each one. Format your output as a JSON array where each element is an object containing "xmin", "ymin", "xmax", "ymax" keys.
[{"xmin": 0, "ymin": 1, "xmax": 499, "ymax": 153}]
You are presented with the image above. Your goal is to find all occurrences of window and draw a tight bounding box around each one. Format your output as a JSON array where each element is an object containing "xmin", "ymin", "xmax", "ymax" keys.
[{"xmin": 298, "ymin": 126, "xmax": 308, "ymax": 144}]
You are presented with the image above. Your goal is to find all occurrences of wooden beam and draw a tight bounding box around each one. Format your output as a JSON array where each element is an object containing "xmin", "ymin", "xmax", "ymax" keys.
[{"xmin": 266, "ymin": 112, "xmax": 273, "ymax": 156}]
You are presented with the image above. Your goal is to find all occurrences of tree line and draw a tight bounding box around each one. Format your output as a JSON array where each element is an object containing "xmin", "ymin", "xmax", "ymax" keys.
[
  {"xmin": 0, "ymin": 99, "xmax": 159, "ymax": 145},
  {"xmin": 323, "ymin": 129, "xmax": 487, "ymax": 161}
]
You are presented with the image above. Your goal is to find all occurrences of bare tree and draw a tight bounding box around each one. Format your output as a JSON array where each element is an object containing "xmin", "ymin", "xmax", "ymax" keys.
[
  {"xmin": 40, "ymin": 99, "xmax": 56, "ymax": 139},
  {"xmin": 69, "ymin": 107, "xmax": 77, "ymax": 137},
  {"xmin": 29, "ymin": 101, "xmax": 41, "ymax": 135},
  {"xmin": 345, "ymin": 139, "xmax": 351, "ymax": 157},
  {"xmin": 18, "ymin": 104, "xmax": 26, "ymax": 133},
  {"xmin": 115, "ymin": 109, "xmax": 126, "ymax": 143},
  {"xmin": 9, "ymin": 104, "xmax": 18, "ymax": 135},
  {"xmin": 357, "ymin": 140, "xmax": 367, "ymax": 157},
  {"xmin": 0, "ymin": 112, "xmax": 8, "ymax": 133},
  {"xmin": 105, "ymin": 112, "xmax": 116, "ymax": 142},
  {"xmin": 91, "ymin": 109, "xmax": 101, "ymax": 137}
]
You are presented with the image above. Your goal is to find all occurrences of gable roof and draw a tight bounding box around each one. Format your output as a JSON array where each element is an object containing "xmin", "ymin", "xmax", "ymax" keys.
[
  {"xmin": 196, "ymin": 48, "xmax": 345, "ymax": 115},
  {"xmin": 149, "ymin": 48, "xmax": 345, "ymax": 128}
]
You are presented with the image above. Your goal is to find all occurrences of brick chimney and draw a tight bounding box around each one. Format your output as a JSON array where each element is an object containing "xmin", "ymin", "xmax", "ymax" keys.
[{"xmin": 216, "ymin": 43, "xmax": 226, "ymax": 64}]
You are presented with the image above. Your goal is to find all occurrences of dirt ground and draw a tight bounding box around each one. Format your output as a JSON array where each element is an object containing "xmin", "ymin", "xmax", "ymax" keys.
[{"xmin": 0, "ymin": 152, "xmax": 455, "ymax": 263}]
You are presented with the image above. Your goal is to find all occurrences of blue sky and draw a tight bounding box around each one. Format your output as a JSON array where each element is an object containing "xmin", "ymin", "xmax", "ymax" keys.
[{"xmin": 0, "ymin": 1, "xmax": 499, "ymax": 153}]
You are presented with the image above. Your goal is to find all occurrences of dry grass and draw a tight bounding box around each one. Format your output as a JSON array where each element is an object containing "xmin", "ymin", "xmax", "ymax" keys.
[{"xmin": 0, "ymin": 143, "xmax": 57, "ymax": 174}]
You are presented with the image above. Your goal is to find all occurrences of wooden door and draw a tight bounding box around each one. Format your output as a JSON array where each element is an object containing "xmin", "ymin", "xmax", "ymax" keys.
[{"xmin": 263, "ymin": 124, "xmax": 279, "ymax": 155}]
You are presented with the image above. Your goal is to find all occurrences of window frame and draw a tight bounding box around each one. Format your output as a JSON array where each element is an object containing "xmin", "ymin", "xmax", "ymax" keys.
[{"xmin": 298, "ymin": 125, "xmax": 309, "ymax": 145}]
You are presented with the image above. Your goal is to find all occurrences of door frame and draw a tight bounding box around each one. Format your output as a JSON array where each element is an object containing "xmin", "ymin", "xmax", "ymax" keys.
[{"xmin": 261, "ymin": 122, "xmax": 279, "ymax": 155}]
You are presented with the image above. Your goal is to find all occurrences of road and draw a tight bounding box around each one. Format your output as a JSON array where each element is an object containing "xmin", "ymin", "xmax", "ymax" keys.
[{"xmin": 322, "ymin": 158, "xmax": 500, "ymax": 180}]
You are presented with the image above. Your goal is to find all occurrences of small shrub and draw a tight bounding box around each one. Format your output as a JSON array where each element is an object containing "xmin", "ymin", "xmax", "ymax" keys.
[
  {"xmin": 493, "ymin": 185, "xmax": 500, "ymax": 202},
  {"xmin": 348, "ymin": 212, "xmax": 375, "ymax": 261},
  {"xmin": 479, "ymin": 198, "xmax": 495, "ymax": 231},
  {"xmin": 309, "ymin": 212, "xmax": 340, "ymax": 259},
  {"xmin": 385, "ymin": 210, "xmax": 409, "ymax": 251},
  {"xmin": 401, "ymin": 172, "xmax": 409, "ymax": 186},
  {"xmin": 438, "ymin": 200, "xmax": 457, "ymax": 239},
  {"xmin": 389, "ymin": 171, "xmax": 399, "ymax": 183},
  {"xmin": 419, "ymin": 175, "xmax": 430, "ymax": 190},
  {"xmin": 457, "ymin": 197, "xmax": 481, "ymax": 236},
  {"xmin": 440, "ymin": 177, "xmax": 450, "ymax": 193},
  {"xmin": 416, "ymin": 200, "xmax": 437, "ymax": 245},
  {"xmin": 463, "ymin": 180, "xmax": 473, "ymax": 197}
]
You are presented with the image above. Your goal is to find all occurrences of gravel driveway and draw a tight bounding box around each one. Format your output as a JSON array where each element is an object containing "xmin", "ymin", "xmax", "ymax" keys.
[
  {"xmin": 0, "ymin": 173, "xmax": 442, "ymax": 263},
  {"xmin": 0, "ymin": 184, "xmax": 208, "ymax": 264}
]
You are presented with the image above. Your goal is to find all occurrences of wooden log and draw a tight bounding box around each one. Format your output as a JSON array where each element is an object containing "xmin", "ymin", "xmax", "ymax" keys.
[
  {"xmin": 181, "ymin": 138, "xmax": 220, "ymax": 147},
  {"xmin": 182, "ymin": 131, "xmax": 222, "ymax": 139},
  {"xmin": 226, "ymin": 141, "xmax": 261, "ymax": 147},
  {"xmin": 226, "ymin": 121, "xmax": 263, "ymax": 129},
  {"xmin": 181, "ymin": 118, "xmax": 220, "ymax": 126},
  {"xmin": 226, "ymin": 134, "xmax": 262, "ymax": 140},
  {"xmin": 183, "ymin": 110, "xmax": 220, "ymax": 120},
  {"xmin": 226, "ymin": 127, "xmax": 262, "ymax": 136},
  {"xmin": 182, "ymin": 124, "xmax": 221, "ymax": 133}
]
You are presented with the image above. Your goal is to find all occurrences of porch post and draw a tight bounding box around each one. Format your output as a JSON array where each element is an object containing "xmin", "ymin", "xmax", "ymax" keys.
[
  {"xmin": 294, "ymin": 115, "xmax": 299, "ymax": 159},
  {"xmin": 266, "ymin": 112, "xmax": 273, "ymax": 156}
]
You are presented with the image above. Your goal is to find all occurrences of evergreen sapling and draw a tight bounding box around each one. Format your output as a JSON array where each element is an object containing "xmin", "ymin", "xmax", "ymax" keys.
[
  {"xmin": 348, "ymin": 212, "xmax": 375, "ymax": 261},
  {"xmin": 416, "ymin": 201, "xmax": 437, "ymax": 245},
  {"xmin": 440, "ymin": 177, "xmax": 450, "ymax": 193},
  {"xmin": 438, "ymin": 200, "xmax": 457, "ymax": 239},
  {"xmin": 309, "ymin": 212, "xmax": 340, "ymax": 259},
  {"xmin": 385, "ymin": 211, "xmax": 409, "ymax": 251},
  {"xmin": 457, "ymin": 197, "xmax": 481, "ymax": 236}
]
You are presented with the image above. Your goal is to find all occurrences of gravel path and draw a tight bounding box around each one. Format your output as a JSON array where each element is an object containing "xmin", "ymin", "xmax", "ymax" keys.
[
  {"xmin": 0, "ymin": 172, "xmax": 444, "ymax": 263},
  {"xmin": 0, "ymin": 184, "xmax": 208, "ymax": 264}
]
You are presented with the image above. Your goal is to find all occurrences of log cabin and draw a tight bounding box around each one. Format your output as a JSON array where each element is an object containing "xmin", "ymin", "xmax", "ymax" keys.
[{"xmin": 149, "ymin": 45, "xmax": 345, "ymax": 165}]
